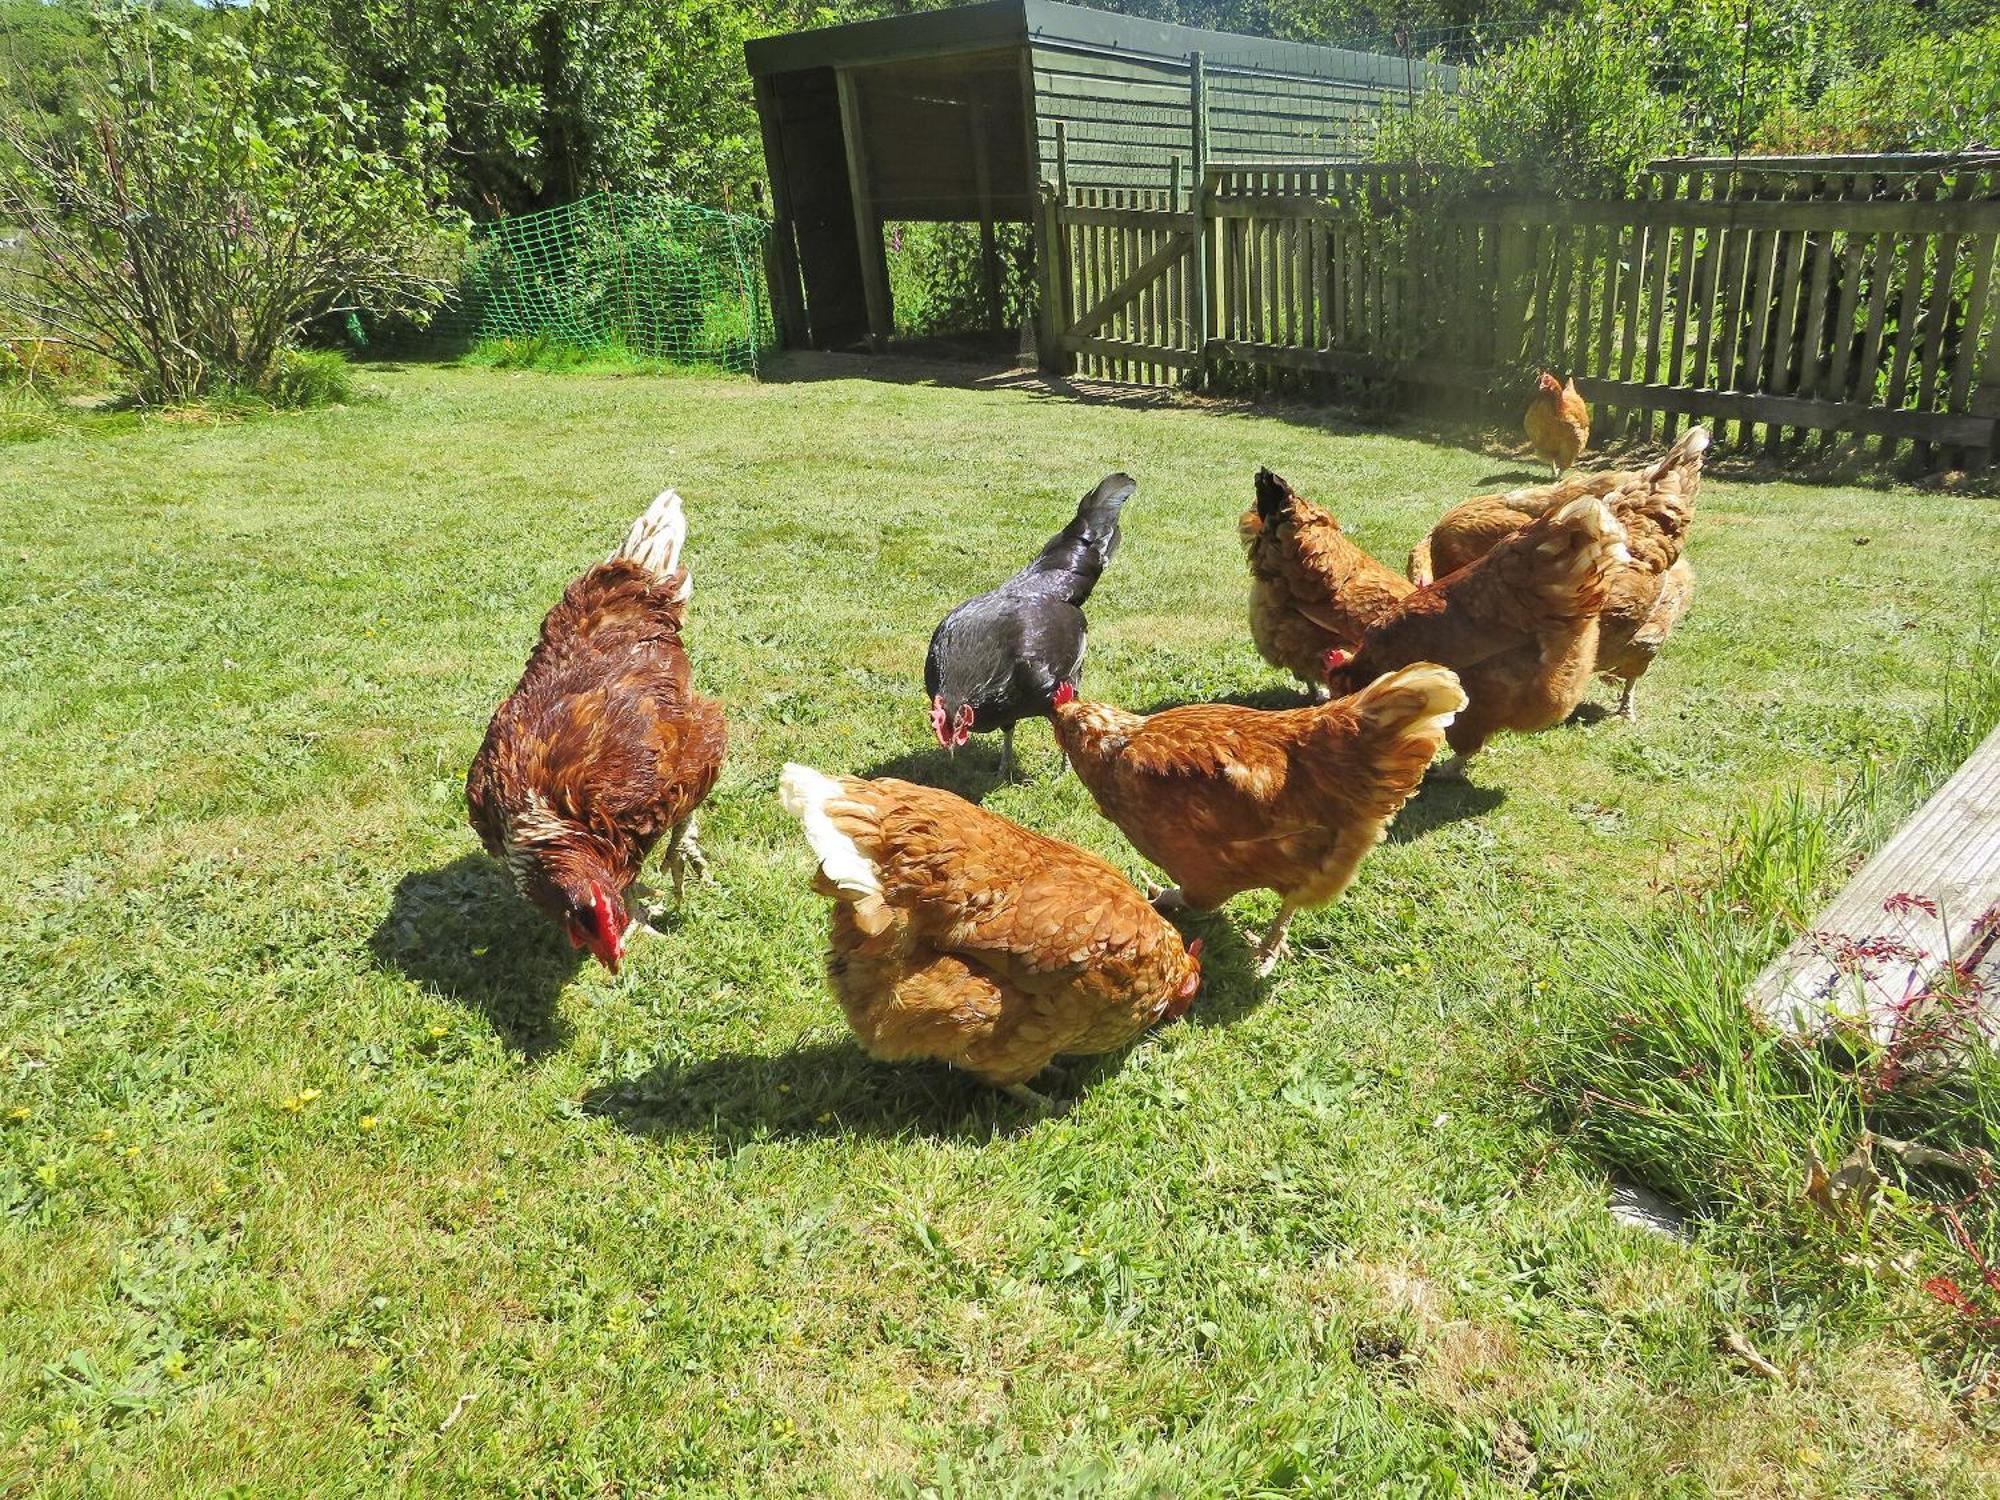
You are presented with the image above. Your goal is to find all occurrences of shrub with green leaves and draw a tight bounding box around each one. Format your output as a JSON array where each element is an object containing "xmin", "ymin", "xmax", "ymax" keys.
[{"xmin": 0, "ymin": 1, "xmax": 465, "ymax": 405}]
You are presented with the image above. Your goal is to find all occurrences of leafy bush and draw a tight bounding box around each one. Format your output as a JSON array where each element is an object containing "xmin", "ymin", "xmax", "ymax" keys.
[
  {"xmin": 0, "ymin": 2, "xmax": 465, "ymax": 405},
  {"xmin": 1763, "ymin": 18, "xmax": 2000, "ymax": 152},
  {"xmin": 1380, "ymin": 14, "xmax": 1679, "ymax": 195},
  {"xmin": 887, "ymin": 221, "xmax": 1037, "ymax": 339}
]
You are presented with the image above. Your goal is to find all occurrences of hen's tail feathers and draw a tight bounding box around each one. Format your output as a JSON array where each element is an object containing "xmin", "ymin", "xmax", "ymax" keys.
[
  {"xmin": 1407, "ymin": 535, "xmax": 1435, "ymax": 587},
  {"xmin": 1075, "ymin": 472, "xmax": 1137, "ymax": 533},
  {"xmin": 1527, "ymin": 495, "xmax": 1631, "ymax": 607},
  {"xmin": 612, "ymin": 488, "xmax": 693, "ymax": 603},
  {"xmin": 779, "ymin": 764, "xmax": 882, "ymax": 902},
  {"xmin": 1645, "ymin": 425, "xmax": 1711, "ymax": 483},
  {"xmin": 1351, "ymin": 663, "xmax": 1466, "ymax": 744}
]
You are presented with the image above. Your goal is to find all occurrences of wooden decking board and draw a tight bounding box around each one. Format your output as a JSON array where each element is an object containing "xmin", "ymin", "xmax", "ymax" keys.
[{"xmin": 1749, "ymin": 725, "xmax": 2000, "ymax": 1040}]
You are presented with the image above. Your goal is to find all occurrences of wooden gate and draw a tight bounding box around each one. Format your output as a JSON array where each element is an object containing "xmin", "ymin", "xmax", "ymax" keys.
[{"xmin": 1043, "ymin": 185, "xmax": 1201, "ymax": 385}]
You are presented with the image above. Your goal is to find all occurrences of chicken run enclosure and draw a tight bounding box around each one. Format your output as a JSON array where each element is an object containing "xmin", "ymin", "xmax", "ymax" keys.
[{"xmin": 747, "ymin": 0, "xmax": 2000, "ymax": 468}]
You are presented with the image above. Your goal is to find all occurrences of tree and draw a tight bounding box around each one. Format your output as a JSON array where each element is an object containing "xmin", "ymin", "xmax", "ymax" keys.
[{"xmin": 0, "ymin": 2, "xmax": 465, "ymax": 403}]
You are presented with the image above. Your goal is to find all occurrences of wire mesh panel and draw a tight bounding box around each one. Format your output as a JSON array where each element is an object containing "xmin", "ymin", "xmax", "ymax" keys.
[{"xmin": 424, "ymin": 193, "xmax": 775, "ymax": 373}]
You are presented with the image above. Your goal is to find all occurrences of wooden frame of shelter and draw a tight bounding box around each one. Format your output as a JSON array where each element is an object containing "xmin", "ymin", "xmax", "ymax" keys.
[{"xmin": 745, "ymin": 0, "xmax": 1453, "ymax": 358}]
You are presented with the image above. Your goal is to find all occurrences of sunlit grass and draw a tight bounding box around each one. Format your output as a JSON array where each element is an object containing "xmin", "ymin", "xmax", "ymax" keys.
[{"xmin": 1, "ymin": 357, "xmax": 1996, "ymax": 1493}]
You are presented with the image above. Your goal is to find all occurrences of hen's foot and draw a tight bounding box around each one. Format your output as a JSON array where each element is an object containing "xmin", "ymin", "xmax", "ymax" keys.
[
  {"xmin": 1615, "ymin": 681, "xmax": 1638, "ymax": 722},
  {"xmin": 1428, "ymin": 754, "xmax": 1471, "ymax": 783},
  {"xmin": 1003, "ymin": 1081, "xmax": 1069, "ymax": 1115},
  {"xmin": 1251, "ymin": 905, "xmax": 1297, "ymax": 977},
  {"xmin": 1252, "ymin": 935, "xmax": 1291, "ymax": 978},
  {"xmin": 663, "ymin": 817, "xmax": 711, "ymax": 901},
  {"xmin": 628, "ymin": 884, "xmax": 671, "ymax": 934}
]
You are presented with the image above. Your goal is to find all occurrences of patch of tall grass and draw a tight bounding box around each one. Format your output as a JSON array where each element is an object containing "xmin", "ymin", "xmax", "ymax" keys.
[{"xmin": 1542, "ymin": 643, "xmax": 2000, "ymax": 1371}]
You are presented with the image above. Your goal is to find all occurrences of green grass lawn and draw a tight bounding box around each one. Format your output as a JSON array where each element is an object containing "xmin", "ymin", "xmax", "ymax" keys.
[{"xmin": 2, "ymin": 358, "xmax": 1997, "ymax": 1496}]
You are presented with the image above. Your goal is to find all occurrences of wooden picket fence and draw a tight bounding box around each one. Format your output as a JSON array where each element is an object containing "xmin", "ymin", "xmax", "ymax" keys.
[{"xmin": 1038, "ymin": 152, "xmax": 2000, "ymax": 468}]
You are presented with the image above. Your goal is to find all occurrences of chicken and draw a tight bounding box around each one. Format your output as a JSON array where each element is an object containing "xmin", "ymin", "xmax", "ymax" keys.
[
  {"xmin": 779, "ymin": 765, "xmax": 1201, "ymax": 1111},
  {"xmin": 466, "ymin": 489, "xmax": 727, "ymax": 973},
  {"xmin": 1239, "ymin": 468, "xmax": 1413, "ymax": 698},
  {"xmin": 1524, "ymin": 371, "xmax": 1591, "ymax": 476},
  {"xmin": 1050, "ymin": 665, "xmax": 1465, "ymax": 975},
  {"xmin": 1326, "ymin": 495, "xmax": 1630, "ymax": 779},
  {"xmin": 1407, "ymin": 428, "xmax": 1709, "ymax": 720},
  {"xmin": 925, "ymin": 473, "xmax": 1135, "ymax": 778}
]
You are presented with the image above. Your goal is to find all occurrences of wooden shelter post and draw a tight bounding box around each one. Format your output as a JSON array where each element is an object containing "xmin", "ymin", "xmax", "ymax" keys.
[
  {"xmin": 834, "ymin": 67, "xmax": 894, "ymax": 349},
  {"xmin": 750, "ymin": 75, "xmax": 808, "ymax": 348},
  {"xmin": 1190, "ymin": 51, "xmax": 1212, "ymax": 389}
]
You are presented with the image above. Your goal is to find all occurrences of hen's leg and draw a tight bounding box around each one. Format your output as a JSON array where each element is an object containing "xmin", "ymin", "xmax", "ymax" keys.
[
  {"xmin": 1252, "ymin": 902, "xmax": 1298, "ymax": 977},
  {"xmin": 999, "ymin": 725, "xmax": 1017, "ymax": 782},
  {"xmin": 1615, "ymin": 678, "xmax": 1638, "ymax": 722},
  {"xmin": 664, "ymin": 815, "xmax": 710, "ymax": 901}
]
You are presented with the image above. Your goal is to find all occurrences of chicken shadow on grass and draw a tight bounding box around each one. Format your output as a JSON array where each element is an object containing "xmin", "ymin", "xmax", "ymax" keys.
[
  {"xmin": 585, "ymin": 1034, "xmax": 1064, "ymax": 1144},
  {"xmin": 369, "ymin": 854, "xmax": 585, "ymax": 1059},
  {"xmin": 1473, "ymin": 468, "xmax": 1556, "ymax": 488},
  {"xmin": 1387, "ymin": 777, "xmax": 1506, "ymax": 842},
  {"xmin": 858, "ymin": 727, "xmax": 1074, "ymax": 802}
]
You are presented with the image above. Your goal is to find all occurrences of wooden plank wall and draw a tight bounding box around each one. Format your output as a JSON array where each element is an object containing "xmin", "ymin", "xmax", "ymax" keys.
[{"xmin": 1048, "ymin": 158, "xmax": 2000, "ymax": 468}]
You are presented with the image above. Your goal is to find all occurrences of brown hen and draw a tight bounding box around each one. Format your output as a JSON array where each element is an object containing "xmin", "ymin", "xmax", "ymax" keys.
[
  {"xmin": 1408, "ymin": 428, "xmax": 1708, "ymax": 720},
  {"xmin": 1240, "ymin": 468, "xmax": 1413, "ymax": 697},
  {"xmin": 780, "ymin": 766, "xmax": 1202, "ymax": 1111},
  {"xmin": 1524, "ymin": 371, "xmax": 1591, "ymax": 476},
  {"xmin": 1328, "ymin": 495, "xmax": 1630, "ymax": 778},
  {"xmin": 466, "ymin": 490, "xmax": 727, "ymax": 973},
  {"xmin": 1050, "ymin": 665, "xmax": 1465, "ymax": 975}
]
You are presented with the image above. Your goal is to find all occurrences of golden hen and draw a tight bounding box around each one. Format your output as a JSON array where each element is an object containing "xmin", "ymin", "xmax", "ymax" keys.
[
  {"xmin": 1327, "ymin": 495, "xmax": 1629, "ymax": 779},
  {"xmin": 1240, "ymin": 468, "xmax": 1413, "ymax": 698},
  {"xmin": 780, "ymin": 766, "xmax": 1202, "ymax": 1111},
  {"xmin": 467, "ymin": 490, "xmax": 727, "ymax": 973},
  {"xmin": 1524, "ymin": 371, "xmax": 1591, "ymax": 476},
  {"xmin": 1050, "ymin": 665, "xmax": 1465, "ymax": 975},
  {"xmin": 1408, "ymin": 428, "xmax": 1708, "ymax": 720}
]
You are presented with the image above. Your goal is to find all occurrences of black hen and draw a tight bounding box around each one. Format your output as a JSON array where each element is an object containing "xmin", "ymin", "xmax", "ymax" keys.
[{"xmin": 925, "ymin": 473, "xmax": 1136, "ymax": 778}]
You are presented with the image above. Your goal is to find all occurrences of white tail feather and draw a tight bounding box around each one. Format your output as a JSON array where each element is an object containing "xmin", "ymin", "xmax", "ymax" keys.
[
  {"xmin": 1648, "ymin": 426, "xmax": 1711, "ymax": 480},
  {"xmin": 1549, "ymin": 495, "xmax": 1632, "ymax": 567},
  {"xmin": 779, "ymin": 764, "xmax": 882, "ymax": 900},
  {"xmin": 613, "ymin": 488, "xmax": 692, "ymax": 602}
]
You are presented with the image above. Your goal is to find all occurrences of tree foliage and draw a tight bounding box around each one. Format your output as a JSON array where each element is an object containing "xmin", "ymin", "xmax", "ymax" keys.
[{"xmin": 0, "ymin": 2, "xmax": 464, "ymax": 402}]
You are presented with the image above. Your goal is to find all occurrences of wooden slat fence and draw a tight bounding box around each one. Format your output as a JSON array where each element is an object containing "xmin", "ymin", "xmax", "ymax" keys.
[{"xmin": 1043, "ymin": 153, "xmax": 2000, "ymax": 468}]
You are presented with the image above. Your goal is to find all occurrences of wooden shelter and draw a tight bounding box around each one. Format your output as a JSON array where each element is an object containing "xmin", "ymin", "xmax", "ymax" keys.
[{"xmin": 746, "ymin": 0, "xmax": 1454, "ymax": 352}]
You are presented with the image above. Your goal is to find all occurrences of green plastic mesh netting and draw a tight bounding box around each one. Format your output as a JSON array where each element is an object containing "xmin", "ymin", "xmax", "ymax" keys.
[{"xmin": 390, "ymin": 192, "xmax": 775, "ymax": 373}]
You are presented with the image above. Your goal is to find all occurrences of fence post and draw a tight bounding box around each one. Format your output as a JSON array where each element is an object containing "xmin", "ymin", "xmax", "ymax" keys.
[
  {"xmin": 1036, "ymin": 181, "xmax": 1071, "ymax": 374},
  {"xmin": 1189, "ymin": 51, "xmax": 1212, "ymax": 389}
]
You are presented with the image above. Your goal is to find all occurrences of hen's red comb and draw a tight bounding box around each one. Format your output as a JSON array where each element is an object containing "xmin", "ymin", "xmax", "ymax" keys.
[{"xmin": 1052, "ymin": 681, "xmax": 1077, "ymax": 708}]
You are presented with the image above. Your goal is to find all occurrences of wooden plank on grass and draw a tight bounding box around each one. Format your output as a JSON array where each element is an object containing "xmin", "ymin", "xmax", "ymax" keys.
[{"xmin": 1749, "ymin": 725, "xmax": 2000, "ymax": 1043}]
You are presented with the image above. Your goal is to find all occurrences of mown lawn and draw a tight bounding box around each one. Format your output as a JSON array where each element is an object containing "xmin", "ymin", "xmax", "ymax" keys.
[{"xmin": 2, "ymin": 358, "xmax": 1996, "ymax": 1496}]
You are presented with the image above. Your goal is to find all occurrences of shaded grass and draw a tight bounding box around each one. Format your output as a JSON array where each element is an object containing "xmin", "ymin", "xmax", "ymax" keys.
[{"xmin": 0, "ymin": 360, "xmax": 1997, "ymax": 1494}]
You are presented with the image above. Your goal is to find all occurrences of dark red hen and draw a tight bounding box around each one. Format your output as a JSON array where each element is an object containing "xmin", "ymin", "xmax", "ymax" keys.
[{"xmin": 466, "ymin": 490, "xmax": 726, "ymax": 973}]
